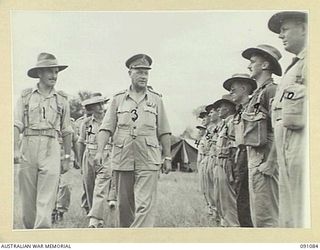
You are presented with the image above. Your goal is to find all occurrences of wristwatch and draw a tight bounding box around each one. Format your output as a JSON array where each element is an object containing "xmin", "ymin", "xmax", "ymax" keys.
[
  {"xmin": 64, "ymin": 154, "xmax": 71, "ymax": 160},
  {"xmin": 164, "ymin": 156, "xmax": 172, "ymax": 161}
]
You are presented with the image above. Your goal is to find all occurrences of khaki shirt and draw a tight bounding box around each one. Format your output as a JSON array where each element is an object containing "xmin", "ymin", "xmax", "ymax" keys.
[
  {"xmin": 14, "ymin": 85, "xmax": 72, "ymax": 137},
  {"xmin": 99, "ymin": 87, "xmax": 171, "ymax": 171},
  {"xmin": 272, "ymin": 48, "xmax": 307, "ymax": 122}
]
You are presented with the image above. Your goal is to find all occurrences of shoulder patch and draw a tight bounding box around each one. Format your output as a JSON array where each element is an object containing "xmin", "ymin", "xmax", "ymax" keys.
[
  {"xmin": 57, "ymin": 90, "xmax": 69, "ymax": 99},
  {"xmin": 21, "ymin": 88, "xmax": 33, "ymax": 97},
  {"xmin": 114, "ymin": 89, "xmax": 127, "ymax": 97}
]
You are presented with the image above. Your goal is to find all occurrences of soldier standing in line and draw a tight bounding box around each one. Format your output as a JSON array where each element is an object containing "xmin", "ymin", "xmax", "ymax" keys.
[
  {"xmin": 195, "ymin": 120, "xmax": 207, "ymax": 192},
  {"xmin": 211, "ymin": 94, "xmax": 239, "ymax": 227},
  {"xmin": 94, "ymin": 54, "xmax": 172, "ymax": 227},
  {"xmin": 268, "ymin": 11, "xmax": 308, "ymax": 227},
  {"xmin": 203, "ymin": 104, "xmax": 221, "ymax": 219},
  {"xmin": 14, "ymin": 52, "xmax": 72, "ymax": 229},
  {"xmin": 240, "ymin": 44, "xmax": 282, "ymax": 227},
  {"xmin": 78, "ymin": 95, "xmax": 116, "ymax": 228},
  {"xmin": 223, "ymin": 73, "xmax": 257, "ymax": 227}
]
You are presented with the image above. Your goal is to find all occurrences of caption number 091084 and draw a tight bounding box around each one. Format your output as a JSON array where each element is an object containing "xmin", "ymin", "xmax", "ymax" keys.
[{"xmin": 300, "ymin": 244, "xmax": 319, "ymax": 248}]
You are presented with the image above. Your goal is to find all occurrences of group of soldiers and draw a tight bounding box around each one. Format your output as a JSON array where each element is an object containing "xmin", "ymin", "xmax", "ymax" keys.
[
  {"xmin": 13, "ymin": 10, "xmax": 307, "ymax": 229},
  {"xmin": 196, "ymin": 11, "xmax": 307, "ymax": 228},
  {"xmin": 14, "ymin": 50, "xmax": 172, "ymax": 229}
]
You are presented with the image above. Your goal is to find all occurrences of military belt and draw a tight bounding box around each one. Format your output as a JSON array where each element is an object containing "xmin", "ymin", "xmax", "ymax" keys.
[{"xmin": 24, "ymin": 128, "xmax": 58, "ymax": 138}]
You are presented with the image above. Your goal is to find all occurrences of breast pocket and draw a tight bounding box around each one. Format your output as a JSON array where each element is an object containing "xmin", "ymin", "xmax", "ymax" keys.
[
  {"xmin": 143, "ymin": 106, "xmax": 157, "ymax": 128},
  {"xmin": 47, "ymin": 101, "xmax": 62, "ymax": 127},
  {"xmin": 28, "ymin": 103, "xmax": 41, "ymax": 125},
  {"xmin": 117, "ymin": 108, "xmax": 131, "ymax": 126}
]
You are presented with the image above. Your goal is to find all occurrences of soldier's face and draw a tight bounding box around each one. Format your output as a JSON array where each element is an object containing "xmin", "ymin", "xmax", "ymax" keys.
[
  {"xmin": 197, "ymin": 128, "xmax": 206, "ymax": 137},
  {"xmin": 217, "ymin": 103, "xmax": 232, "ymax": 119},
  {"xmin": 129, "ymin": 68, "xmax": 149, "ymax": 90},
  {"xmin": 230, "ymin": 82, "xmax": 249, "ymax": 104},
  {"xmin": 279, "ymin": 19, "xmax": 307, "ymax": 54},
  {"xmin": 208, "ymin": 108, "xmax": 219, "ymax": 123},
  {"xmin": 201, "ymin": 116, "xmax": 210, "ymax": 126},
  {"xmin": 38, "ymin": 67, "xmax": 59, "ymax": 87},
  {"xmin": 88, "ymin": 102, "xmax": 105, "ymax": 116},
  {"xmin": 247, "ymin": 55, "xmax": 267, "ymax": 79}
]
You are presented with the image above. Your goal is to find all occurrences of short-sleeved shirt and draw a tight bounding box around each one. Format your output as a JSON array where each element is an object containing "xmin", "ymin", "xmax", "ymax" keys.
[
  {"xmin": 14, "ymin": 85, "xmax": 72, "ymax": 137},
  {"xmin": 216, "ymin": 115, "xmax": 236, "ymax": 159},
  {"xmin": 272, "ymin": 48, "xmax": 307, "ymax": 122},
  {"xmin": 99, "ymin": 87, "xmax": 171, "ymax": 171}
]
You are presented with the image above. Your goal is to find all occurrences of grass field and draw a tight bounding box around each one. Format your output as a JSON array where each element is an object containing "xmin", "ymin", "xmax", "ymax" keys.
[{"xmin": 13, "ymin": 168, "xmax": 218, "ymax": 228}]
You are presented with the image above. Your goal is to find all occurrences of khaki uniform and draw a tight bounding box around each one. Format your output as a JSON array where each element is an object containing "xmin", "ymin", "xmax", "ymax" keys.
[
  {"xmin": 233, "ymin": 103, "xmax": 253, "ymax": 227},
  {"xmin": 14, "ymin": 86, "xmax": 72, "ymax": 229},
  {"xmin": 213, "ymin": 116, "xmax": 239, "ymax": 227},
  {"xmin": 245, "ymin": 78, "xmax": 279, "ymax": 227},
  {"xmin": 99, "ymin": 87, "xmax": 171, "ymax": 227},
  {"xmin": 272, "ymin": 49, "xmax": 308, "ymax": 227},
  {"xmin": 206, "ymin": 124, "xmax": 218, "ymax": 213},
  {"xmin": 79, "ymin": 116, "xmax": 115, "ymax": 222},
  {"xmin": 197, "ymin": 134, "xmax": 206, "ymax": 193}
]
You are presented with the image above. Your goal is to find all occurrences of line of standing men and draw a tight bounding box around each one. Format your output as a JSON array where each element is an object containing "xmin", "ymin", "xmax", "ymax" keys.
[{"xmin": 196, "ymin": 11, "xmax": 308, "ymax": 228}]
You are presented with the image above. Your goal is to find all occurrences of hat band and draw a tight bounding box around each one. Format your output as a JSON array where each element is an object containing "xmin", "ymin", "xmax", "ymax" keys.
[{"xmin": 36, "ymin": 59, "xmax": 59, "ymax": 67}]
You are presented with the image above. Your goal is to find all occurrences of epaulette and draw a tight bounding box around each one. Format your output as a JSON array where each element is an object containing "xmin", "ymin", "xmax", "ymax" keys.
[
  {"xmin": 57, "ymin": 90, "xmax": 69, "ymax": 99},
  {"xmin": 148, "ymin": 88, "xmax": 162, "ymax": 97},
  {"xmin": 21, "ymin": 88, "xmax": 33, "ymax": 97},
  {"xmin": 114, "ymin": 89, "xmax": 127, "ymax": 97}
]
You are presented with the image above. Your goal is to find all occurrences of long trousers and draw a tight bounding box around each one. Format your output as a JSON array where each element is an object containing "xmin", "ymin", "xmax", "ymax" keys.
[
  {"xmin": 18, "ymin": 136, "xmax": 60, "ymax": 229},
  {"xmin": 114, "ymin": 169, "xmax": 158, "ymax": 227}
]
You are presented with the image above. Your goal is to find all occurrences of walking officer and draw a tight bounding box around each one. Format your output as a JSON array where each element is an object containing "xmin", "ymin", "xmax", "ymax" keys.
[
  {"xmin": 14, "ymin": 52, "xmax": 72, "ymax": 229},
  {"xmin": 78, "ymin": 95, "xmax": 116, "ymax": 228},
  {"xmin": 94, "ymin": 54, "xmax": 172, "ymax": 227}
]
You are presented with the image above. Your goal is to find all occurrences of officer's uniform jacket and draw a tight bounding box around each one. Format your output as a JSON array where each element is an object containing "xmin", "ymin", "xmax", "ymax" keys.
[
  {"xmin": 14, "ymin": 85, "xmax": 72, "ymax": 138},
  {"xmin": 99, "ymin": 87, "xmax": 171, "ymax": 171}
]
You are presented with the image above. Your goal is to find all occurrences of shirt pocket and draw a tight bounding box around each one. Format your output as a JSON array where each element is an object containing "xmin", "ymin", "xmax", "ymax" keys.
[
  {"xmin": 145, "ymin": 137, "xmax": 161, "ymax": 164},
  {"xmin": 28, "ymin": 102, "xmax": 41, "ymax": 125},
  {"xmin": 112, "ymin": 137, "xmax": 125, "ymax": 163},
  {"xmin": 47, "ymin": 101, "xmax": 62, "ymax": 128},
  {"xmin": 143, "ymin": 106, "xmax": 157, "ymax": 128},
  {"xmin": 117, "ymin": 108, "xmax": 131, "ymax": 126}
]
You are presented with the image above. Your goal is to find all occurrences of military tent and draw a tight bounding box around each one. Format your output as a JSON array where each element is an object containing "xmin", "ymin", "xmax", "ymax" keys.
[{"xmin": 170, "ymin": 138, "xmax": 198, "ymax": 172}]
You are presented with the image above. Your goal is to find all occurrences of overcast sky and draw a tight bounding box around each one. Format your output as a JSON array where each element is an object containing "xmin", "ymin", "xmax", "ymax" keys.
[{"xmin": 12, "ymin": 11, "xmax": 294, "ymax": 135}]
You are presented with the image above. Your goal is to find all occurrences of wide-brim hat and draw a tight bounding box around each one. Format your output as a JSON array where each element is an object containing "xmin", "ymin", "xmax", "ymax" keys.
[
  {"xmin": 205, "ymin": 103, "xmax": 216, "ymax": 113},
  {"xmin": 82, "ymin": 96, "xmax": 109, "ymax": 106},
  {"xmin": 27, "ymin": 52, "xmax": 68, "ymax": 78},
  {"xmin": 196, "ymin": 124, "xmax": 207, "ymax": 130},
  {"xmin": 268, "ymin": 11, "xmax": 307, "ymax": 34},
  {"xmin": 212, "ymin": 94, "xmax": 236, "ymax": 110},
  {"xmin": 223, "ymin": 73, "xmax": 257, "ymax": 94},
  {"xmin": 242, "ymin": 44, "xmax": 282, "ymax": 76},
  {"xmin": 126, "ymin": 54, "xmax": 152, "ymax": 70}
]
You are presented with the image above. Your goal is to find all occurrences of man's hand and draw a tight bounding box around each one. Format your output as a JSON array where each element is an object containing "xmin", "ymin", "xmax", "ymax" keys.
[
  {"xmin": 61, "ymin": 158, "xmax": 71, "ymax": 174},
  {"xmin": 94, "ymin": 152, "xmax": 104, "ymax": 166},
  {"xmin": 74, "ymin": 160, "xmax": 80, "ymax": 170},
  {"xmin": 257, "ymin": 161, "xmax": 275, "ymax": 177},
  {"xmin": 14, "ymin": 149, "xmax": 22, "ymax": 164},
  {"xmin": 162, "ymin": 159, "xmax": 172, "ymax": 174}
]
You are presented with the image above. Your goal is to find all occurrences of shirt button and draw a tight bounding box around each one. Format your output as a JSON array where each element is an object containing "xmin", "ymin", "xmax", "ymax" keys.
[{"xmin": 133, "ymin": 126, "xmax": 136, "ymax": 129}]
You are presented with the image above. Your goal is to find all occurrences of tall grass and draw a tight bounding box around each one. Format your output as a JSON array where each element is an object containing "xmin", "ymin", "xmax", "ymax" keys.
[{"xmin": 13, "ymin": 168, "xmax": 217, "ymax": 229}]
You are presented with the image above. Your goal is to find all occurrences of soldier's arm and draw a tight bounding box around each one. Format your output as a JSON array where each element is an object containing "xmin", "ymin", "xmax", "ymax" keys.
[
  {"xmin": 14, "ymin": 98, "xmax": 24, "ymax": 162},
  {"xmin": 159, "ymin": 133, "xmax": 171, "ymax": 158}
]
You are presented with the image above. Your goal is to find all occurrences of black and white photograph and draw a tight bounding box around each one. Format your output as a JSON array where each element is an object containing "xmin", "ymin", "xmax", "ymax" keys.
[{"xmin": 11, "ymin": 10, "xmax": 309, "ymax": 231}]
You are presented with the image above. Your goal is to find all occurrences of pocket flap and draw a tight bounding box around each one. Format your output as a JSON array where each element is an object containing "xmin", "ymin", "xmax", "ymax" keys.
[
  {"xmin": 283, "ymin": 84, "xmax": 306, "ymax": 100},
  {"xmin": 242, "ymin": 111, "xmax": 266, "ymax": 122},
  {"xmin": 145, "ymin": 137, "xmax": 159, "ymax": 148}
]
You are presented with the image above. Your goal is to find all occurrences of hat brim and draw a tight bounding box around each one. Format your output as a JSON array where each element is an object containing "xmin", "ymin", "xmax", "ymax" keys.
[
  {"xmin": 196, "ymin": 125, "xmax": 206, "ymax": 130},
  {"xmin": 82, "ymin": 98, "xmax": 109, "ymax": 106},
  {"xmin": 130, "ymin": 65, "xmax": 152, "ymax": 70},
  {"xmin": 27, "ymin": 65, "xmax": 68, "ymax": 78},
  {"xmin": 268, "ymin": 11, "xmax": 307, "ymax": 34},
  {"xmin": 223, "ymin": 77, "xmax": 257, "ymax": 93},
  {"xmin": 212, "ymin": 98, "xmax": 236, "ymax": 110},
  {"xmin": 242, "ymin": 48, "xmax": 282, "ymax": 76},
  {"xmin": 205, "ymin": 104, "xmax": 215, "ymax": 112},
  {"xmin": 198, "ymin": 112, "xmax": 208, "ymax": 118}
]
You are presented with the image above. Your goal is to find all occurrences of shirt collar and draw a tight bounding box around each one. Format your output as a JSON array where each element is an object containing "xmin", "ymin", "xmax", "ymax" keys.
[
  {"xmin": 33, "ymin": 83, "xmax": 57, "ymax": 97},
  {"xmin": 126, "ymin": 85, "xmax": 149, "ymax": 100},
  {"xmin": 297, "ymin": 47, "xmax": 307, "ymax": 60}
]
